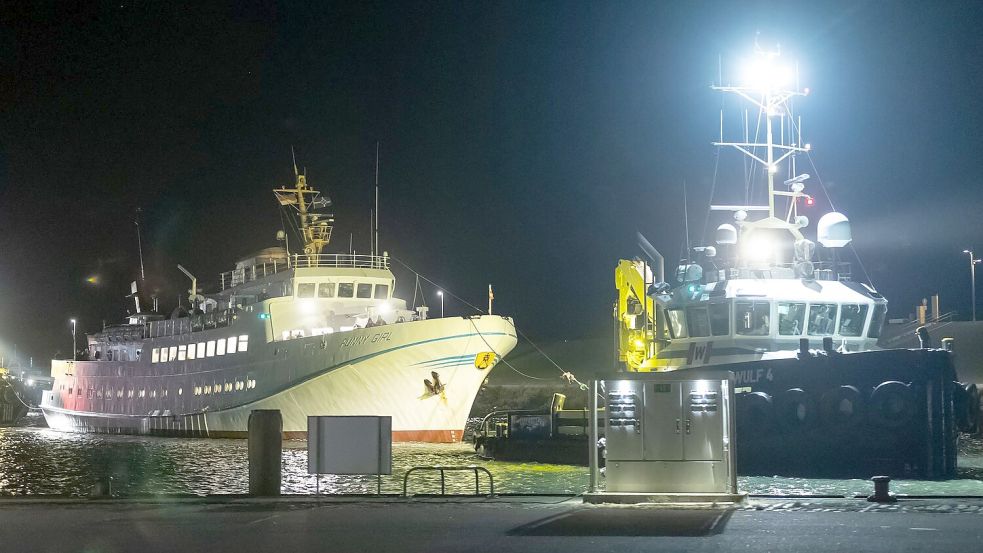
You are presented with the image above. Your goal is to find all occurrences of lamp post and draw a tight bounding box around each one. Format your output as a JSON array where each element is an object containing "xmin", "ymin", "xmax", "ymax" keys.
[
  {"xmin": 965, "ymin": 250, "xmax": 982, "ymax": 322},
  {"xmin": 437, "ymin": 291, "xmax": 444, "ymax": 318},
  {"xmin": 70, "ymin": 319, "xmax": 77, "ymax": 361}
]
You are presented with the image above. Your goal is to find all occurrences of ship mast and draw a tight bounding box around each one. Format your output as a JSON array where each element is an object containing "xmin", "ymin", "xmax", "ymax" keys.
[
  {"xmin": 711, "ymin": 42, "xmax": 811, "ymax": 241},
  {"xmin": 273, "ymin": 151, "xmax": 334, "ymax": 260}
]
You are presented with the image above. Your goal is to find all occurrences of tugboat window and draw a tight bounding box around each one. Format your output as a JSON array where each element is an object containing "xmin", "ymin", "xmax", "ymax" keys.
[
  {"xmin": 374, "ymin": 284, "xmax": 390, "ymax": 299},
  {"xmin": 297, "ymin": 283, "xmax": 316, "ymax": 298},
  {"xmin": 839, "ymin": 304, "xmax": 869, "ymax": 336},
  {"xmin": 667, "ymin": 308, "xmax": 687, "ymax": 339},
  {"xmin": 736, "ymin": 301, "xmax": 770, "ymax": 335},
  {"xmin": 318, "ymin": 283, "xmax": 336, "ymax": 298},
  {"xmin": 708, "ymin": 303, "xmax": 729, "ymax": 336},
  {"xmin": 357, "ymin": 283, "xmax": 373, "ymax": 298},
  {"xmin": 238, "ymin": 335, "xmax": 249, "ymax": 352},
  {"xmin": 868, "ymin": 304, "xmax": 888, "ymax": 338},
  {"xmin": 338, "ymin": 283, "xmax": 355, "ymax": 298},
  {"xmin": 808, "ymin": 303, "xmax": 838, "ymax": 336},
  {"xmin": 685, "ymin": 306, "xmax": 711, "ymax": 337},
  {"xmin": 778, "ymin": 302, "xmax": 807, "ymax": 336}
]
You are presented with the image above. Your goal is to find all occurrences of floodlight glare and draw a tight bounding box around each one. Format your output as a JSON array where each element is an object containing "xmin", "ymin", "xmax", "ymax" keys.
[
  {"xmin": 741, "ymin": 234, "xmax": 775, "ymax": 261},
  {"xmin": 742, "ymin": 58, "xmax": 793, "ymax": 90}
]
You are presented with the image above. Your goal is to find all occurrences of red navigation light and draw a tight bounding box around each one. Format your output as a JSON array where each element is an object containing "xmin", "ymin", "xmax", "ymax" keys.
[{"xmin": 805, "ymin": 195, "xmax": 814, "ymax": 206}]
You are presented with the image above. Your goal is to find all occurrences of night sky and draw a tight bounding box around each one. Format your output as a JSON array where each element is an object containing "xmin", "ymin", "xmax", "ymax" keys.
[{"xmin": 1, "ymin": 1, "xmax": 982, "ymax": 367}]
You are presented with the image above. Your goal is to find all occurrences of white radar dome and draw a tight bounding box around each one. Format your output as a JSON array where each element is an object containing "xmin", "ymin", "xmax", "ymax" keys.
[
  {"xmin": 716, "ymin": 223, "xmax": 738, "ymax": 245},
  {"xmin": 817, "ymin": 212, "xmax": 852, "ymax": 248}
]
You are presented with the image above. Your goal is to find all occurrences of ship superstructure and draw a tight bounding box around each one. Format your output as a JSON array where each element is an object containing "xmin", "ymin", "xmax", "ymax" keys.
[
  {"xmin": 41, "ymin": 164, "xmax": 517, "ymax": 442},
  {"xmin": 616, "ymin": 44, "xmax": 886, "ymax": 370}
]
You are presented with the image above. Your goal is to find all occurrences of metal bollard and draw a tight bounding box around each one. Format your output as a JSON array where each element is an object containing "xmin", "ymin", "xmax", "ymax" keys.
[
  {"xmin": 866, "ymin": 475, "xmax": 897, "ymax": 503},
  {"xmin": 822, "ymin": 336, "xmax": 833, "ymax": 353},
  {"xmin": 799, "ymin": 338, "xmax": 810, "ymax": 357},
  {"xmin": 248, "ymin": 409, "xmax": 283, "ymax": 496},
  {"xmin": 941, "ymin": 337, "xmax": 954, "ymax": 352}
]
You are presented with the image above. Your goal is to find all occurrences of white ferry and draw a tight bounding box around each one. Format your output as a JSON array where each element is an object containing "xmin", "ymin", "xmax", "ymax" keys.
[{"xmin": 41, "ymin": 165, "xmax": 517, "ymax": 442}]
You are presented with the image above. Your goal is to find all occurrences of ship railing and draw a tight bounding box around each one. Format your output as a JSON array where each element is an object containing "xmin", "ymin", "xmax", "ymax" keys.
[
  {"xmin": 146, "ymin": 308, "xmax": 237, "ymax": 339},
  {"xmin": 219, "ymin": 254, "xmax": 390, "ymax": 290},
  {"xmin": 729, "ymin": 260, "xmax": 852, "ymax": 281}
]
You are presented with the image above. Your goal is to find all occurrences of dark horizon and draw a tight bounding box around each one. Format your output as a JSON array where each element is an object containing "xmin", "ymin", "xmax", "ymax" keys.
[{"xmin": 2, "ymin": 1, "xmax": 982, "ymax": 367}]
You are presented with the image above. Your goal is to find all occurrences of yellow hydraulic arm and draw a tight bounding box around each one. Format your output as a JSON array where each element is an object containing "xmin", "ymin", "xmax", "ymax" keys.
[{"xmin": 614, "ymin": 259, "xmax": 672, "ymax": 372}]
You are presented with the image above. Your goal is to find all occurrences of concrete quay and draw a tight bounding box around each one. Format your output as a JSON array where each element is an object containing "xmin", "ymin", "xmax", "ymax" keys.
[{"xmin": 1, "ymin": 495, "xmax": 982, "ymax": 552}]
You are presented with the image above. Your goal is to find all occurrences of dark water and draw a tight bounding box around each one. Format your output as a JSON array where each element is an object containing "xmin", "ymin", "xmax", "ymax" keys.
[{"xmin": 2, "ymin": 417, "xmax": 982, "ymax": 497}]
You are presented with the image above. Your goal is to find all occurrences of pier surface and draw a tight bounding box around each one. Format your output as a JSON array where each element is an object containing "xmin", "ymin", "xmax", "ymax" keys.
[{"xmin": 2, "ymin": 495, "xmax": 982, "ymax": 552}]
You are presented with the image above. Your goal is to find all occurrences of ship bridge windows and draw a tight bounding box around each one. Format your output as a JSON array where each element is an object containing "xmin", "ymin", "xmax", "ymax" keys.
[
  {"xmin": 318, "ymin": 283, "xmax": 336, "ymax": 298},
  {"xmin": 778, "ymin": 302, "xmax": 807, "ymax": 336},
  {"xmin": 206, "ymin": 340, "xmax": 216, "ymax": 357},
  {"xmin": 356, "ymin": 283, "xmax": 372, "ymax": 299},
  {"xmin": 374, "ymin": 284, "xmax": 390, "ymax": 299},
  {"xmin": 338, "ymin": 283, "xmax": 355, "ymax": 298},
  {"xmin": 868, "ymin": 304, "xmax": 888, "ymax": 339},
  {"xmin": 297, "ymin": 283, "xmax": 316, "ymax": 298},
  {"xmin": 736, "ymin": 301, "xmax": 771, "ymax": 336},
  {"xmin": 685, "ymin": 307, "xmax": 711, "ymax": 338},
  {"xmin": 839, "ymin": 304, "xmax": 869, "ymax": 337},
  {"xmin": 708, "ymin": 303, "xmax": 730, "ymax": 336},
  {"xmin": 666, "ymin": 308, "xmax": 687, "ymax": 339},
  {"xmin": 178, "ymin": 345, "xmax": 187, "ymax": 361},
  {"xmin": 238, "ymin": 334, "xmax": 249, "ymax": 352},
  {"xmin": 808, "ymin": 303, "xmax": 838, "ymax": 336}
]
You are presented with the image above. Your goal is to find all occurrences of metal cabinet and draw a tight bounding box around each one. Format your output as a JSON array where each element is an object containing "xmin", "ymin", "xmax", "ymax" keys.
[{"xmin": 598, "ymin": 370, "xmax": 735, "ymax": 494}]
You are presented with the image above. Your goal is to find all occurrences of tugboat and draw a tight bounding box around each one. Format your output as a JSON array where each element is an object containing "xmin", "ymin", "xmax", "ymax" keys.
[
  {"xmin": 41, "ymin": 160, "xmax": 517, "ymax": 442},
  {"xmin": 476, "ymin": 43, "xmax": 980, "ymax": 477}
]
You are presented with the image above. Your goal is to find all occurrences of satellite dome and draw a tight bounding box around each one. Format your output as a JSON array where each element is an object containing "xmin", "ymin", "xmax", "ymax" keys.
[
  {"xmin": 817, "ymin": 212, "xmax": 852, "ymax": 248},
  {"xmin": 716, "ymin": 223, "xmax": 738, "ymax": 245}
]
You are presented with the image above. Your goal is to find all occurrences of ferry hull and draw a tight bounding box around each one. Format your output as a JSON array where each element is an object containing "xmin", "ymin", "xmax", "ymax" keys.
[{"xmin": 42, "ymin": 316, "xmax": 517, "ymax": 442}]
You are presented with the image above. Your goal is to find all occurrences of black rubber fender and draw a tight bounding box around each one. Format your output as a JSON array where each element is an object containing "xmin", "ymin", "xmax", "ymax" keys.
[
  {"xmin": 964, "ymin": 383, "xmax": 980, "ymax": 433},
  {"xmin": 775, "ymin": 388, "xmax": 817, "ymax": 430},
  {"xmin": 953, "ymin": 382, "xmax": 972, "ymax": 432},
  {"xmin": 868, "ymin": 381, "xmax": 915, "ymax": 429},
  {"xmin": 820, "ymin": 385, "xmax": 865, "ymax": 428},
  {"xmin": 2, "ymin": 385, "xmax": 17, "ymax": 404},
  {"xmin": 736, "ymin": 391, "xmax": 774, "ymax": 431}
]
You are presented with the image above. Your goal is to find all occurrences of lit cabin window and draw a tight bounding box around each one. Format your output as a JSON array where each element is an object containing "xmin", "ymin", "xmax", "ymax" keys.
[
  {"xmin": 807, "ymin": 303, "xmax": 838, "ymax": 336},
  {"xmin": 685, "ymin": 306, "xmax": 710, "ymax": 338},
  {"xmin": 356, "ymin": 283, "xmax": 372, "ymax": 299},
  {"xmin": 197, "ymin": 342, "xmax": 206, "ymax": 357},
  {"xmin": 238, "ymin": 335, "xmax": 249, "ymax": 352},
  {"xmin": 318, "ymin": 283, "xmax": 336, "ymax": 298},
  {"xmin": 187, "ymin": 343, "xmax": 196, "ymax": 360},
  {"xmin": 206, "ymin": 341, "xmax": 216, "ymax": 357},
  {"xmin": 338, "ymin": 283, "xmax": 355, "ymax": 298},
  {"xmin": 216, "ymin": 339, "xmax": 226, "ymax": 356},
  {"xmin": 778, "ymin": 302, "xmax": 807, "ymax": 336},
  {"xmin": 178, "ymin": 388, "xmax": 183, "ymax": 396},
  {"xmin": 139, "ymin": 389, "xmax": 146, "ymax": 398},
  {"xmin": 374, "ymin": 284, "xmax": 389, "ymax": 299},
  {"xmin": 708, "ymin": 303, "xmax": 729, "ymax": 336},
  {"xmin": 667, "ymin": 308, "xmax": 687, "ymax": 339},
  {"xmin": 152, "ymin": 348, "xmax": 160, "ymax": 363},
  {"xmin": 226, "ymin": 336, "xmax": 237, "ymax": 354},
  {"xmin": 168, "ymin": 346, "xmax": 178, "ymax": 361},
  {"xmin": 224, "ymin": 382, "xmax": 232, "ymax": 392},
  {"xmin": 178, "ymin": 345, "xmax": 187, "ymax": 361},
  {"xmin": 735, "ymin": 301, "xmax": 770, "ymax": 336},
  {"xmin": 839, "ymin": 304, "xmax": 869, "ymax": 337},
  {"xmin": 297, "ymin": 283, "xmax": 316, "ymax": 298}
]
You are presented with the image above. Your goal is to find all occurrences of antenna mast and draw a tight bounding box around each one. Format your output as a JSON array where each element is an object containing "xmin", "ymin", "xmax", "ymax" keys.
[
  {"xmin": 374, "ymin": 141, "xmax": 380, "ymax": 258},
  {"xmin": 274, "ymin": 149, "xmax": 335, "ymax": 259},
  {"xmin": 134, "ymin": 207, "xmax": 146, "ymax": 281}
]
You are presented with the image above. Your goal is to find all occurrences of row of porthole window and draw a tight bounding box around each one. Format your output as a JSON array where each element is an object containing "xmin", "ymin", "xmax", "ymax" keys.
[
  {"xmin": 151, "ymin": 335, "xmax": 249, "ymax": 364},
  {"xmin": 193, "ymin": 378, "xmax": 257, "ymax": 396},
  {"xmin": 63, "ymin": 378, "xmax": 257, "ymax": 400}
]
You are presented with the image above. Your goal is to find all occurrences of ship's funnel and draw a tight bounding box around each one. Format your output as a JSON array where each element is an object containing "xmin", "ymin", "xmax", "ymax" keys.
[
  {"xmin": 817, "ymin": 212, "xmax": 852, "ymax": 248},
  {"xmin": 715, "ymin": 223, "xmax": 737, "ymax": 245}
]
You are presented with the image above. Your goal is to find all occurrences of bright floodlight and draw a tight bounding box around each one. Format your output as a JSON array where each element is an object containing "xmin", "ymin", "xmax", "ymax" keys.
[
  {"xmin": 741, "ymin": 234, "xmax": 775, "ymax": 261},
  {"xmin": 377, "ymin": 301, "xmax": 393, "ymax": 315},
  {"xmin": 742, "ymin": 57, "xmax": 793, "ymax": 91}
]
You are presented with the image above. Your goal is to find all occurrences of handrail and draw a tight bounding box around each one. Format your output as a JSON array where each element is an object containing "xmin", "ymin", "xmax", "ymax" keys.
[
  {"xmin": 218, "ymin": 254, "xmax": 391, "ymax": 290},
  {"xmin": 402, "ymin": 465, "xmax": 495, "ymax": 497}
]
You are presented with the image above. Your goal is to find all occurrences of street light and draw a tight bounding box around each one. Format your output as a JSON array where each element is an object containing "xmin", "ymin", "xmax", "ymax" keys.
[
  {"xmin": 964, "ymin": 250, "xmax": 981, "ymax": 322},
  {"xmin": 70, "ymin": 319, "xmax": 77, "ymax": 361},
  {"xmin": 437, "ymin": 291, "xmax": 444, "ymax": 318}
]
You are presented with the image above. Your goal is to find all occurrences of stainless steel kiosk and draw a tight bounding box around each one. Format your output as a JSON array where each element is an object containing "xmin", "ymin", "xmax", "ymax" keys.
[{"xmin": 585, "ymin": 369, "xmax": 743, "ymax": 503}]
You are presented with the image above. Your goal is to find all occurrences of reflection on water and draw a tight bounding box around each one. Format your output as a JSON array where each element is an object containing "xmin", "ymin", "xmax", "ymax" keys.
[{"xmin": 1, "ymin": 424, "xmax": 982, "ymax": 497}]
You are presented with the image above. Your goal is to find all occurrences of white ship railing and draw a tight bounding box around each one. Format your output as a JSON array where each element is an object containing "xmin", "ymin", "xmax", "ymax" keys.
[{"xmin": 219, "ymin": 254, "xmax": 390, "ymax": 290}]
